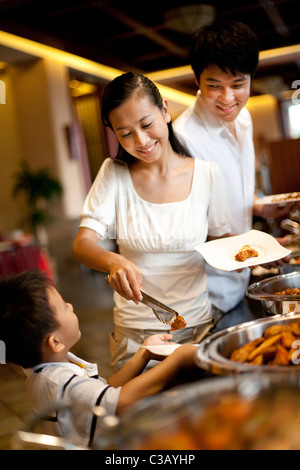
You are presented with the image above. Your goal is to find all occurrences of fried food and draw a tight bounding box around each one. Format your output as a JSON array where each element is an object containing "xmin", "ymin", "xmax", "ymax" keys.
[
  {"xmin": 247, "ymin": 334, "xmax": 282, "ymax": 362},
  {"xmin": 230, "ymin": 338, "xmax": 263, "ymax": 363},
  {"xmin": 272, "ymin": 344, "xmax": 290, "ymax": 366},
  {"xmin": 272, "ymin": 192, "xmax": 300, "ymax": 202},
  {"xmin": 235, "ymin": 245, "xmax": 259, "ymax": 262},
  {"xmin": 264, "ymin": 324, "xmax": 292, "ymax": 338},
  {"xmin": 171, "ymin": 315, "xmax": 187, "ymax": 331},
  {"xmin": 274, "ymin": 288, "xmax": 300, "ymax": 295},
  {"xmin": 291, "ymin": 322, "xmax": 300, "ymax": 336},
  {"xmin": 230, "ymin": 322, "xmax": 300, "ymax": 367}
]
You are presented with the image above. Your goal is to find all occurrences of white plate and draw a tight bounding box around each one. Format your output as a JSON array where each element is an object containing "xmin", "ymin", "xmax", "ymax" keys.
[
  {"xmin": 255, "ymin": 192, "xmax": 300, "ymax": 206},
  {"xmin": 141, "ymin": 344, "xmax": 184, "ymax": 356},
  {"xmin": 194, "ymin": 229, "xmax": 291, "ymax": 272}
]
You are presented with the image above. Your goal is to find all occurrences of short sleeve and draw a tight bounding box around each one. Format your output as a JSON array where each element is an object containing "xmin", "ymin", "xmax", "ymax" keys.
[
  {"xmin": 207, "ymin": 162, "xmax": 232, "ymax": 237},
  {"xmin": 64, "ymin": 375, "xmax": 121, "ymax": 417},
  {"xmin": 80, "ymin": 158, "xmax": 117, "ymax": 239},
  {"xmin": 58, "ymin": 375, "xmax": 121, "ymax": 445}
]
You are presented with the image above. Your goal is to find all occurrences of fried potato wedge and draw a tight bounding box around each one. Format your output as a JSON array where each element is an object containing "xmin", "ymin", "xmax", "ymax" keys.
[
  {"xmin": 281, "ymin": 331, "xmax": 297, "ymax": 349},
  {"xmin": 263, "ymin": 324, "xmax": 292, "ymax": 338},
  {"xmin": 272, "ymin": 344, "xmax": 290, "ymax": 366},
  {"xmin": 230, "ymin": 321, "xmax": 300, "ymax": 367},
  {"xmin": 246, "ymin": 334, "xmax": 282, "ymax": 362},
  {"xmin": 249, "ymin": 354, "xmax": 264, "ymax": 365},
  {"xmin": 290, "ymin": 322, "xmax": 300, "ymax": 336},
  {"xmin": 230, "ymin": 338, "xmax": 264, "ymax": 363}
]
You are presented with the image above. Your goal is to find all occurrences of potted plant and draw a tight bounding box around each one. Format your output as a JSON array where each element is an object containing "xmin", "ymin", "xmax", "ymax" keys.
[{"xmin": 12, "ymin": 160, "xmax": 63, "ymax": 250}]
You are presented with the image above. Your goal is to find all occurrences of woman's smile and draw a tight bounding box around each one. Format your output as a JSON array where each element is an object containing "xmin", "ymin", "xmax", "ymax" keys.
[{"xmin": 137, "ymin": 141, "xmax": 158, "ymax": 155}]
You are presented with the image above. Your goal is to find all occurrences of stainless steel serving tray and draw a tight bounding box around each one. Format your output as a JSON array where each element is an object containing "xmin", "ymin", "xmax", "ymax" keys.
[
  {"xmin": 247, "ymin": 271, "xmax": 300, "ymax": 315},
  {"xmin": 94, "ymin": 373, "xmax": 300, "ymax": 450},
  {"xmin": 195, "ymin": 313, "xmax": 300, "ymax": 375}
]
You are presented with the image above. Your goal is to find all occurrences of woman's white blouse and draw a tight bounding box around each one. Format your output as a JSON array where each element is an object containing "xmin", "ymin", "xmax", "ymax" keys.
[{"xmin": 80, "ymin": 157, "xmax": 231, "ymax": 330}]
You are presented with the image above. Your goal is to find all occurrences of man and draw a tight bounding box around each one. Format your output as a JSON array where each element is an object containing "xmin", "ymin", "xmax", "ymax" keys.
[{"xmin": 174, "ymin": 21, "xmax": 292, "ymax": 316}]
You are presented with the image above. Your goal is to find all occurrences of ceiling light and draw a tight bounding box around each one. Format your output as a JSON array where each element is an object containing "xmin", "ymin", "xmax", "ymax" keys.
[{"xmin": 164, "ymin": 4, "xmax": 216, "ymax": 34}]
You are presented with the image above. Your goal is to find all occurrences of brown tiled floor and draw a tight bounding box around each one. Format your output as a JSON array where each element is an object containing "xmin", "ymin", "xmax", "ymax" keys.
[{"xmin": 0, "ymin": 266, "xmax": 114, "ymax": 450}]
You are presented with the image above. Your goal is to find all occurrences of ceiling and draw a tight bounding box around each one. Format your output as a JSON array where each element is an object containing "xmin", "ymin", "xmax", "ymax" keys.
[{"xmin": 0, "ymin": 0, "xmax": 299, "ymax": 96}]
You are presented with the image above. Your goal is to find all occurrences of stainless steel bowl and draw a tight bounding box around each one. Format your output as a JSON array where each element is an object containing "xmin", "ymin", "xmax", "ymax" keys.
[
  {"xmin": 195, "ymin": 313, "xmax": 300, "ymax": 375},
  {"xmin": 247, "ymin": 271, "xmax": 300, "ymax": 315},
  {"xmin": 95, "ymin": 373, "xmax": 300, "ymax": 450}
]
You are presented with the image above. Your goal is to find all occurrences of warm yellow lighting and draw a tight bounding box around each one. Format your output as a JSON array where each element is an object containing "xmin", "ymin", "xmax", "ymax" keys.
[
  {"xmin": 0, "ymin": 30, "xmax": 121, "ymax": 82},
  {"xmin": 69, "ymin": 79, "xmax": 80, "ymax": 88},
  {"xmin": 147, "ymin": 65, "xmax": 193, "ymax": 83},
  {"xmin": 246, "ymin": 94, "xmax": 278, "ymax": 110},
  {"xmin": 156, "ymin": 83, "xmax": 194, "ymax": 106},
  {"xmin": 69, "ymin": 80, "xmax": 98, "ymax": 97},
  {"xmin": 148, "ymin": 45, "xmax": 300, "ymax": 83},
  {"xmin": 259, "ymin": 44, "xmax": 300, "ymax": 64},
  {"xmin": 0, "ymin": 30, "xmax": 194, "ymax": 106},
  {"xmin": 0, "ymin": 29, "xmax": 299, "ymax": 109}
]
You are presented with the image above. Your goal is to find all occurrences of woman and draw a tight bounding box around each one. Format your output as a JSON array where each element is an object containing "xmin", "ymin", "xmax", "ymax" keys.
[{"xmin": 73, "ymin": 72, "xmax": 231, "ymax": 371}]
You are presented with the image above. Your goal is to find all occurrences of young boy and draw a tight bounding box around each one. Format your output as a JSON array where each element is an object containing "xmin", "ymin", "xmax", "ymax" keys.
[{"xmin": 0, "ymin": 269, "xmax": 196, "ymax": 447}]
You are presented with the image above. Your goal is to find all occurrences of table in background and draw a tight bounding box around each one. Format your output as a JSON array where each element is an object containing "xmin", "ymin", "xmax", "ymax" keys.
[{"xmin": 0, "ymin": 242, "xmax": 53, "ymax": 280}]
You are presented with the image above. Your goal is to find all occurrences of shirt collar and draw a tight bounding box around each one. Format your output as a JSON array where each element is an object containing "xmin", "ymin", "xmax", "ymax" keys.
[{"xmin": 29, "ymin": 352, "xmax": 99, "ymax": 378}]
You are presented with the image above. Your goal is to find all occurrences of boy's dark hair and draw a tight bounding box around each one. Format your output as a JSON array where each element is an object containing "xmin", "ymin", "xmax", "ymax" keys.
[
  {"xmin": 0, "ymin": 269, "xmax": 59, "ymax": 368},
  {"xmin": 101, "ymin": 71, "xmax": 191, "ymax": 163},
  {"xmin": 190, "ymin": 21, "xmax": 259, "ymax": 83}
]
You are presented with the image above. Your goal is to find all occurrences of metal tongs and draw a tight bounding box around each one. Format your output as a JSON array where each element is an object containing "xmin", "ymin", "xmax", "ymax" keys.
[
  {"xmin": 281, "ymin": 219, "xmax": 300, "ymax": 245},
  {"xmin": 140, "ymin": 291, "xmax": 178, "ymax": 326},
  {"xmin": 105, "ymin": 275, "xmax": 178, "ymax": 326}
]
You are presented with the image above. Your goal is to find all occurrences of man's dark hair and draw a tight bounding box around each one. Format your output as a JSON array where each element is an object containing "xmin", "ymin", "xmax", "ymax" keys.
[
  {"xmin": 190, "ymin": 21, "xmax": 259, "ymax": 83},
  {"xmin": 0, "ymin": 270, "xmax": 59, "ymax": 368}
]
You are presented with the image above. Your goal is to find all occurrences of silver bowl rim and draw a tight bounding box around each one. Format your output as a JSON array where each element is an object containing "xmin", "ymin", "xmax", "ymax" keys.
[
  {"xmin": 195, "ymin": 312, "xmax": 300, "ymax": 374},
  {"xmin": 247, "ymin": 271, "xmax": 300, "ymax": 301}
]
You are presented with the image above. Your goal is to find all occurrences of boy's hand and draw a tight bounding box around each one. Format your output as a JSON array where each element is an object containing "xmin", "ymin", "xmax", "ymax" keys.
[
  {"xmin": 142, "ymin": 334, "xmax": 176, "ymax": 361},
  {"xmin": 143, "ymin": 333, "xmax": 174, "ymax": 346}
]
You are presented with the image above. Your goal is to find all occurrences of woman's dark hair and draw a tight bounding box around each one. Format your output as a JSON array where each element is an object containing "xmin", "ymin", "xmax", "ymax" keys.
[
  {"xmin": 190, "ymin": 21, "xmax": 259, "ymax": 83},
  {"xmin": 101, "ymin": 71, "xmax": 191, "ymax": 163},
  {"xmin": 0, "ymin": 269, "xmax": 59, "ymax": 368}
]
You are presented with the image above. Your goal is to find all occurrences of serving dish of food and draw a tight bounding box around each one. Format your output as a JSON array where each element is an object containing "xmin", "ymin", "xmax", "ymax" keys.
[
  {"xmin": 95, "ymin": 373, "xmax": 300, "ymax": 450},
  {"xmin": 195, "ymin": 313, "xmax": 300, "ymax": 375},
  {"xmin": 194, "ymin": 229, "xmax": 290, "ymax": 272},
  {"xmin": 247, "ymin": 271, "xmax": 300, "ymax": 315}
]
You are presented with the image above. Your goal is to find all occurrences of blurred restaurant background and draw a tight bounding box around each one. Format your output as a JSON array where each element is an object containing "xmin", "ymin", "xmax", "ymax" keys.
[{"xmin": 0, "ymin": 0, "xmax": 300, "ymax": 450}]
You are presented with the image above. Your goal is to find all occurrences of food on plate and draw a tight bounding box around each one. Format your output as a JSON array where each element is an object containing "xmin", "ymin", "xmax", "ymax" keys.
[
  {"xmin": 171, "ymin": 315, "xmax": 187, "ymax": 331},
  {"xmin": 274, "ymin": 288, "xmax": 300, "ymax": 295},
  {"xmin": 230, "ymin": 322, "xmax": 300, "ymax": 366},
  {"xmin": 235, "ymin": 245, "xmax": 259, "ymax": 262},
  {"xmin": 272, "ymin": 192, "xmax": 300, "ymax": 203}
]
